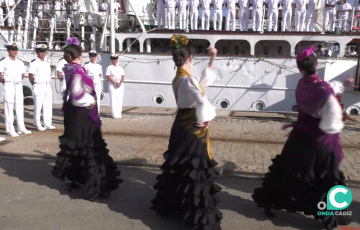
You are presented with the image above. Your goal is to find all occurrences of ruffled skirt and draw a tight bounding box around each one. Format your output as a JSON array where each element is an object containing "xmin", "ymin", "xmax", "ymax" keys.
[
  {"xmin": 151, "ymin": 109, "xmax": 223, "ymax": 230},
  {"xmin": 252, "ymin": 129, "xmax": 347, "ymax": 229},
  {"xmin": 51, "ymin": 108, "xmax": 122, "ymax": 198}
]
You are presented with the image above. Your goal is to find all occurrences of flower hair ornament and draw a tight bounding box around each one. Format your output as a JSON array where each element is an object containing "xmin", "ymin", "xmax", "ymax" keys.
[
  {"xmin": 169, "ymin": 34, "xmax": 189, "ymax": 50},
  {"xmin": 297, "ymin": 46, "xmax": 316, "ymax": 61},
  {"xmin": 66, "ymin": 37, "xmax": 80, "ymax": 46}
]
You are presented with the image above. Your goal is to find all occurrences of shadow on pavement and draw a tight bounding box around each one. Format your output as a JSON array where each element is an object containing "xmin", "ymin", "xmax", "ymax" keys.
[{"xmin": 0, "ymin": 156, "xmax": 359, "ymax": 230}]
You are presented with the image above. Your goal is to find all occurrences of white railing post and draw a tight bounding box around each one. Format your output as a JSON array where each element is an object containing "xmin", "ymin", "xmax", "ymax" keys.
[
  {"xmin": 32, "ymin": 16, "xmax": 38, "ymax": 48},
  {"xmin": 49, "ymin": 16, "xmax": 55, "ymax": 50},
  {"xmin": 23, "ymin": 0, "xmax": 32, "ymax": 48},
  {"xmin": 110, "ymin": 0, "xmax": 115, "ymax": 53}
]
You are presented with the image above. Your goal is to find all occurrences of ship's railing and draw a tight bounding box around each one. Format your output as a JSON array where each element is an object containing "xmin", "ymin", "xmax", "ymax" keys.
[{"xmin": 120, "ymin": 7, "xmax": 360, "ymax": 33}]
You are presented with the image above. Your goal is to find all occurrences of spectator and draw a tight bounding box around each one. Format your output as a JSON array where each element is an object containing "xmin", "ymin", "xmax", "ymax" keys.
[{"xmin": 315, "ymin": 44, "xmax": 324, "ymax": 57}]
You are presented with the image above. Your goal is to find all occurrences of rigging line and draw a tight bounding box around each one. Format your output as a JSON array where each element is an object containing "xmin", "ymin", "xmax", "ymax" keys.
[{"xmin": 119, "ymin": 28, "xmax": 157, "ymax": 56}]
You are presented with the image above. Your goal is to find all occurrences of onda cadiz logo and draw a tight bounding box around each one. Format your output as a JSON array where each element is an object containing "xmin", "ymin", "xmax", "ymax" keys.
[{"xmin": 318, "ymin": 185, "xmax": 353, "ymax": 216}]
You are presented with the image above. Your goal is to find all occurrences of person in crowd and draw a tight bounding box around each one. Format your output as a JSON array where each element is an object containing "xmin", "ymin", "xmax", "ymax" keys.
[
  {"xmin": 151, "ymin": 34, "xmax": 222, "ymax": 230},
  {"xmin": 51, "ymin": 37, "xmax": 122, "ymax": 201}
]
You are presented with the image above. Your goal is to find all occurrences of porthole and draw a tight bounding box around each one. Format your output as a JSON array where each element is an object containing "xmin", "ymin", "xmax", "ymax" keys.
[
  {"xmin": 100, "ymin": 92, "xmax": 105, "ymax": 101},
  {"xmin": 292, "ymin": 105, "xmax": 298, "ymax": 112},
  {"xmin": 252, "ymin": 100, "xmax": 266, "ymax": 111},
  {"xmin": 153, "ymin": 94, "xmax": 165, "ymax": 105},
  {"xmin": 346, "ymin": 105, "xmax": 360, "ymax": 115},
  {"xmin": 217, "ymin": 98, "xmax": 231, "ymax": 109}
]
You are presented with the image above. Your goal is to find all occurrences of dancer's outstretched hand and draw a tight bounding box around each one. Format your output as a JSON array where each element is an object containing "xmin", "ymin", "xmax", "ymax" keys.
[
  {"xmin": 207, "ymin": 46, "xmax": 217, "ymax": 56},
  {"xmin": 343, "ymin": 78, "xmax": 356, "ymax": 87}
]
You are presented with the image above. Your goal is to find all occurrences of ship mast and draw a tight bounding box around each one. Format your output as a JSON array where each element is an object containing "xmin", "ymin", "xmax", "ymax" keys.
[
  {"xmin": 23, "ymin": 0, "xmax": 32, "ymax": 48},
  {"xmin": 110, "ymin": 0, "xmax": 115, "ymax": 53}
]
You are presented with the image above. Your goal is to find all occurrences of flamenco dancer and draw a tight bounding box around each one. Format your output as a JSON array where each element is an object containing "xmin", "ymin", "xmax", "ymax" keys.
[
  {"xmin": 51, "ymin": 38, "xmax": 122, "ymax": 201},
  {"xmin": 252, "ymin": 46, "xmax": 353, "ymax": 229},
  {"xmin": 151, "ymin": 35, "xmax": 223, "ymax": 229}
]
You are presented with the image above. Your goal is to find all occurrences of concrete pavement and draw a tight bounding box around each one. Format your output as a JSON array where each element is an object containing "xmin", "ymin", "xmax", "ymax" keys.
[
  {"xmin": 1, "ymin": 156, "xmax": 360, "ymax": 230},
  {"xmin": 0, "ymin": 105, "xmax": 359, "ymax": 181}
]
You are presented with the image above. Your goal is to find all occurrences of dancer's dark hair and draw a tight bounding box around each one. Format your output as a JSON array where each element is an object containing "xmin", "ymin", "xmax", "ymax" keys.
[
  {"xmin": 63, "ymin": 44, "xmax": 82, "ymax": 63},
  {"xmin": 172, "ymin": 46, "xmax": 192, "ymax": 68},
  {"xmin": 296, "ymin": 54, "xmax": 317, "ymax": 76}
]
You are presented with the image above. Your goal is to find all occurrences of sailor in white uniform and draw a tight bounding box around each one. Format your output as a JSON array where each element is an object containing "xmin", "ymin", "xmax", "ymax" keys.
[
  {"xmin": 37, "ymin": 2, "xmax": 44, "ymax": 20},
  {"xmin": 84, "ymin": 50, "xmax": 102, "ymax": 115},
  {"xmin": 189, "ymin": 0, "xmax": 200, "ymax": 30},
  {"xmin": 56, "ymin": 57, "xmax": 68, "ymax": 93},
  {"xmin": 225, "ymin": 0, "xmax": 236, "ymax": 31},
  {"xmin": 157, "ymin": 0, "xmax": 166, "ymax": 29},
  {"xmin": 0, "ymin": 0, "xmax": 4, "ymax": 26},
  {"xmin": 5, "ymin": 0, "xmax": 15, "ymax": 27},
  {"xmin": 72, "ymin": 0, "xmax": 80, "ymax": 29},
  {"xmin": 178, "ymin": 0, "xmax": 188, "ymax": 30},
  {"xmin": 28, "ymin": 44, "xmax": 55, "ymax": 131},
  {"xmin": 323, "ymin": 0, "xmax": 339, "ymax": 32},
  {"xmin": 281, "ymin": 0, "xmax": 293, "ymax": 31},
  {"xmin": 266, "ymin": 0, "xmax": 280, "ymax": 31},
  {"xmin": 106, "ymin": 54, "xmax": 125, "ymax": 119},
  {"xmin": 305, "ymin": 0, "xmax": 316, "ymax": 31},
  {"xmin": 200, "ymin": 0, "xmax": 211, "ymax": 30},
  {"xmin": 237, "ymin": 0, "xmax": 250, "ymax": 31},
  {"xmin": 0, "ymin": 42, "xmax": 32, "ymax": 138},
  {"xmin": 213, "ymin": 0, "xmax": 224, "ymax": 30},
  {"xmin": 337, "ymin": 0, "xmax": 352, "ymax": 31},
  {"xmin": 251, "ymin": 0, "xmax": 265, "ymax": 31},
  {"xmin": 99, "ymin": 0, "xmax": 109, "ymax": 11},
  {"xmin": 354, "ymin": 4, "xmax": 360, "ymax": 28},
  {"xmin": 166, "ymin": 0, "xmax": 177, "ymax": 29},
  {"xmin": 53, "ymin": 0, "xmax": 62, "ymax": 19},
  {"xmin": 294, "ymin": 0, "xmax": 308, "ymax": 31}
]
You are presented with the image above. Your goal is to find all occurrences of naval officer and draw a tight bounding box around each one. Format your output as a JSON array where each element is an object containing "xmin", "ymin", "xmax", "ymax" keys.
[
  {"xmin": 166, "ymin": 0, "xmax": 177, "ymax": 29},
  {"xmin": 106, "ymin": 54, "xmax": 125, "ymax": 119},
  {"xmin": 213, "ymin": 0, "xmax": 224, "ymax": 30},
  {"xmin": 178, "ymin": 0, "xmax": 189, "ymax": 30},
  {"xmin": 29, "ymin": 44, "xmax": 55, "ymax": 131},
  {"xmin": 56, "ymin": 57, "xmax": 68, "ymax": 92},
  {"xmin": 84, "ymin": 50, "xmax": 102, "ymax": 115},
  {"xmin": 0, "ymin": 42, "xmax": 32, "ymax": 138},
  {"xmin": 323, "ymin": 0, "xmax": 340, "ymax": 32},
  {"xmin": 200, "ymin": 0, "xmax": 211, "ymax": 30},
  {"xmin": 156, "ymin": 0, "xmax": 166, "ymax": 29},
  {"xmin": 189, "ymin": 0, "xmax": 200, "ymax": 30},
  {"xmin": 225, "ymin": 0, "xmax": 237, "ymax": 31}
]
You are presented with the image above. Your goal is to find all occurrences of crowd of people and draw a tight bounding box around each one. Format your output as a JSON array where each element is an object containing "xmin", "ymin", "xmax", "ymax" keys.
[{"xmin": 156, "ymin": 0, "xmax": 360, "ymax": 32}]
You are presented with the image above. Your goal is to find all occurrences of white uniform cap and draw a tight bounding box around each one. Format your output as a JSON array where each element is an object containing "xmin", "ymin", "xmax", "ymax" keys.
[
  {"xmin": 34, "ymin": 44, "xmax": 48, "ymax": 50},
  {"xmin": 110, "ymin": 53, "xmax": 118, "ymax": 58},
  {"xmin": 89, "ymin": 50, "xmax": 97, "ymax": 55}
]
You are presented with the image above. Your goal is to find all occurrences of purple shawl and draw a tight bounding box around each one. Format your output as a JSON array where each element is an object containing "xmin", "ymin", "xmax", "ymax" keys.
[
  {"xmin": 62, "ymin": 62, "xmax": 101, "ymax": 128},
  {"xmin": 294, "ymin": 74, "xmax": 343, "ymax": 162}
]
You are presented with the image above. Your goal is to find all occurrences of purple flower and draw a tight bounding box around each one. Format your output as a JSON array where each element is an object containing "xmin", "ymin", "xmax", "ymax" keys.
[
  {"xmin": 297, "ymin": 46, "xmax": 315, "ymax": 61},
  {"xmin": 66, "ymin": 37, "xmax": 80, "ymax": 46}
]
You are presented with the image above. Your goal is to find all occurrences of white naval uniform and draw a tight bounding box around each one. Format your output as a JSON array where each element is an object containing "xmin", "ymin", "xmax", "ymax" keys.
[
  {"xmin": 38, "ymin": 4, "xmax": 44, "ymax": 19},
  {"xmin": 323, "ymin": 0, "xmax": 337, "ymax": 31},
  {"xmin": 338, "ymin": 3, "xmax": 352, "ymax": 31},
  {"xmin": 200, "ymin": 0, "xmax": 211, "ymax": 30},
  {"xmin": 5, "ymin": 0, "xmax": 15, "ymax": 27},
  {"xmin": 281, "ymin": 0, "xmax": 293, "ymax": 31},
  {"xmin": 72, "ymin": 2, "xmax": 80, "ymax": 29},
  {"xmin": 178, "ymin": 0, "xmax": 188, "ymax": 30},
  {"xmin": 29, "ymin": 58, "xmax": 53, "ymax": 128},
  {"xmin": 166, "ymin": 0, "xmax": 177, "ymax": 29},
  {"xmin": 0, "ymin": 0, "xmax": 4, "ymax": 26},
  {"xmin": 54, "ymin": 1, "xmax": 62, "ymax": 19},
  {"xmin": 99, "ymin": 2, "xmax": 109, "ymax": 11},
  {"xmin": 355, "ymin": 5, "xmax": 360, "ymax": 28},
  {"xmin": 56, "ymin": 58, "xmax": 68, "ymax": 92},
  {"xmin": 305, "ymin": 0, "xmax": 315, "ymax": 31},
  {"xmin": 106, "ymin": 64, "xmax": 125, "ymax": 119},
  {"xmin": 175, "ymin": 68, "xmax": 216, "ymax": 123},
  {"xmin": 0, "ymin": 57, "xmax": 28, "ymax": 134},
  {"xmin": 157, "ymin": 0, "xmax": 166, "ymax": 29},
  {"xmin": 189, "ymin": 0, "xmax": 200, "ymax": 30},
  {"xmin": 213, "ymin": 0, "xmax": 224, "ymax": 30},
  {"xmin": 294, "ymin": 0, "xmax": 308, "ymax": 31},
  {"xmin": 251, "ymin": 0, "xmax": 264, "ymax": 31},
  {"xmin": 84, "ymin": 61, "xmax": 102, "ymax": 114},
  {"xmin": 238, "ymin": 0, "xmax": 250, "ymax": 31},
  {"xmin": 266, "ymin": 0, "xmax": 280, "ymax": 31},
  {"xmin": 225, "ymin": 0, "xmax": 236, "ymax": 31}
]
